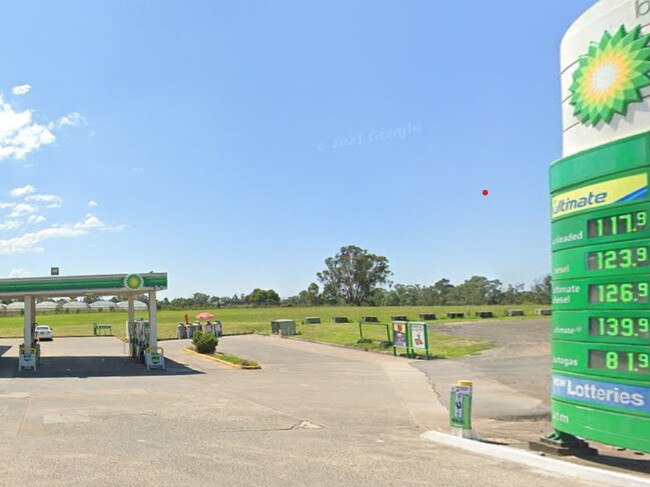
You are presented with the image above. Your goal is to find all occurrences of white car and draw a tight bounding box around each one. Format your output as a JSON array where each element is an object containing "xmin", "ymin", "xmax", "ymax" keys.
[{"xmin": 35, "ymin": 325, "xmax": 53, "ymax": 341}]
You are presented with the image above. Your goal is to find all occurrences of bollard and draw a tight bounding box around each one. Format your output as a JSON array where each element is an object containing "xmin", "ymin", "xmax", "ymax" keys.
[{"xmin": 449, "ymin": 380, "xmax": 478, "ymax": 440}]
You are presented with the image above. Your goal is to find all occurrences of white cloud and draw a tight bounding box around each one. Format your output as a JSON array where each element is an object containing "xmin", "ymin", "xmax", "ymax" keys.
[
  {"xmin": 77, "ymin": 214, "xmax": 103, "ymax": 229},
  {"xmin": 0, "ymin": 192, "xmax": 63, "ymax": 214},
  {"xmin": 10, "ymin": 184, "xmax": 35, "ymax": 197},
  {"xmin": 27, "ymin": 214, "xmax": 45, "ymax": 224},
  {"xmin": 0, "ymin": 220, "xmax": 20, "ymax": 230},
  {"xmin": 11, "ymin": 85, "xmax": 31, "ymax": 96},
  {"xmin": 0, "ymin": 96, "xmax": 56, "ymax": 160},
  {"xmin": 48, "ymin": 112, "xmax": 85, "ymax": 130},
  {"xmin": 0, "ymin": 96, "xmax": 85, "ymax": 162},
  {"xmin": 8, "ymin": 268, "xmax": 30, "ymax": 278},
  {"xmin": 88, "ymin": 200, "xmax": 98, "ymax": 207},
  {"xmin": 9, "ymin": 203, "xmax": 35, "ymax": 218},
  {"xmin": 25, "ymin": 193, "xmax": 62, "ymax": 205},
  {"xmin": 101, "ymin": 223, "xmax": 126, "ymax": 233},
  {"xmin": 0, "ymin": 214, "xmax": 107, "ymax": 254}
]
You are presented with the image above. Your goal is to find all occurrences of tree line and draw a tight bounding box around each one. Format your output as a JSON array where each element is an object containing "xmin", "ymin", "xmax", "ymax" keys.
[
  {"xmin": 2, "ymin": 245, "xmax": 550, "ymax": 309},
  {"xmin": 159, "ymin": 245, "xmax": 551, "ymax": 308}
]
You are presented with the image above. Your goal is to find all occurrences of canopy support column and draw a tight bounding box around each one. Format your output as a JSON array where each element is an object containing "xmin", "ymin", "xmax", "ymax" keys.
[
  {"xmin": 145, "ymin": 291, "xmax": 163, "ymax": 369},
  {"xmin": 24, "ymin": 295, "xmax": 34, "ymax": 348},
  {"xmin": 128, "ymin": 295, "xmax": 135, "ymax": 323},
  {"xmin": 148, "ymin": 291, "xmax": 157, "ymax": 349}
]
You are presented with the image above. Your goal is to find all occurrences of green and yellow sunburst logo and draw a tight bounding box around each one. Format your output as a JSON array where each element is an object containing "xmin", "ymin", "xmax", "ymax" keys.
[
  {"xmin": 124, "ymin": 273, "xmax": 144, "ymax": 290},
  {"xmin": 570, "ymin": 25, "xmax": 650, "ymax": 126}
]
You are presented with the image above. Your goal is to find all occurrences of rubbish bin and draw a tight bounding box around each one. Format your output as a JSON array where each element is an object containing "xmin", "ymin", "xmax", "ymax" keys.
[
  {"xmin": 195, "ymin": 323, "xmax": 203, "ymax": 333},
  {"xmin": 271, "ymin": 320, "xmax": 280, "ymax": 334},
  {"xmin": 177, "ymin": 323, "xmax": 187, "ymax": 339},
  {"xmin": 187, "ymin": 324, "xmax": 195, "ymax": 339},
  {"xmin": 271, "ymin": 319, "xmax": 296, "ymax": 336},
  {"xmin": 280, "ymin": 321, "xmax": 296, "ymax": 336}
]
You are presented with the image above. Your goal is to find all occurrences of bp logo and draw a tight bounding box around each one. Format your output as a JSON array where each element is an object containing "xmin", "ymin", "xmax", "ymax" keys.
[
  {"xmin": 124, "ymin": 273, "xmax": 144, "ymax": 290},
  {"xmin": 570, "ymin": 25, "xmax": 650, "ymax": 126}
]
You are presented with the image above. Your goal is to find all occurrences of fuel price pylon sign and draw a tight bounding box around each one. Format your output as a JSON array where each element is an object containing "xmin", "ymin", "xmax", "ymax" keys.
[{"xmin": 550, "ymin": 0, "xmax": 650, "ymax": 452}]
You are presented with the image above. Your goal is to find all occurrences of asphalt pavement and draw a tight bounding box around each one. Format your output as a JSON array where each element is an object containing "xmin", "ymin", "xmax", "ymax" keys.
[{"xmin": 0, "ymin": 332, "xmax": 599, "ymax": 486}]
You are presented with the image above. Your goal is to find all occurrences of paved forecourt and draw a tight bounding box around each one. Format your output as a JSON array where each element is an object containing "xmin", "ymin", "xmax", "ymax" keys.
[{"xmin": 0, "ymin": 335, "xmax": 596, "ymax": 486}]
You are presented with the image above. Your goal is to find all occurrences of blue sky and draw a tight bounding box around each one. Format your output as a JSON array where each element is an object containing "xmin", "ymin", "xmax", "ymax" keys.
[{"xmin": 0, "ymin": 0, "xmax": 595, "ymax": 298}]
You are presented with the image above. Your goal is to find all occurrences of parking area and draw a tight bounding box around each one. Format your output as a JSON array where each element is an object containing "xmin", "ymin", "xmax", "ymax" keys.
[
  {"xmin": 415, "ymin": 319, "xmax": 551, "ymax": 422},
  {"xmin": 0, "ymin": 334, "xmax": 594, "ymax": 486}
]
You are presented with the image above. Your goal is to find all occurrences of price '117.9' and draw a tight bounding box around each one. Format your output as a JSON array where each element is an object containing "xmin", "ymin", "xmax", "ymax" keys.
[{"xmin": 588, "ymin": 211, "xmax": 647, "ymax": 238}]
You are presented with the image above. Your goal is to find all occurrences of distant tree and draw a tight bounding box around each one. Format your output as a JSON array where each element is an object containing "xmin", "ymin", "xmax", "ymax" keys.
[
  {"xmin": 367, "ymin": 287, "xmax": 390, "ymax": 306},
  {"xmin": 317, "ymin": 245, "xmax": 392, "ymax": 306},
  {"xmin": 392, "ymin": 284, "xmax": 421, "ymax": 306},
  {"xmin": 193, "ymin": 293, "xmax": 210, "ymax": 307},
  {"xmin": 530, "ymin": 274, "xmax": 551, "ymax": 304},
  {"xmin": 450, "ymin": 276, "xmax": 503, "ymax": 305},
  {"xmin": 430, "ymin": 278, "xmax": 455, "ymax": 305},
  {"xmin": 246, "ymin": 288, "xmax": 281, "ymax": 305},
  {"xmin": 304, "ymin": 283, "xmax": 321, "ymax": 305},
  {"xmin": 501, "ymin": 283, "xmax": 525, "ymax": 305}
]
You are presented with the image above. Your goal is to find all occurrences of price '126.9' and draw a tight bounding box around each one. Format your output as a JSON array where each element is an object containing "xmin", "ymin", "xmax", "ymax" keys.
[{"xmin": 588, "ymin": 282, "xmax": 650, "ymax": 303}]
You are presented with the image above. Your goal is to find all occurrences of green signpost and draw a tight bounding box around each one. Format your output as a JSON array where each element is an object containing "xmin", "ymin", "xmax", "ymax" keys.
[{"xmin": 549, "ymin": 0, "xmax": 650, "ymax": 453}]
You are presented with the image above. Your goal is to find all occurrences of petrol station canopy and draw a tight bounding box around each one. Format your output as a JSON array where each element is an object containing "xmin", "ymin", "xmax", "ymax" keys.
[
  {"xmin": 0, "ymin": 272, "xmax": 168, "ymax": 371},
  {"xmin": 0, "ymin": 272, "xmax": 167, "ymax": 299}
]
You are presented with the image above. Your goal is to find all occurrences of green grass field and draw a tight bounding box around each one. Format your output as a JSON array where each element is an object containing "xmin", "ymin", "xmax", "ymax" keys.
[{"xmin": 3, "ymin": 304, "xmax": 546, "ymax": 358}]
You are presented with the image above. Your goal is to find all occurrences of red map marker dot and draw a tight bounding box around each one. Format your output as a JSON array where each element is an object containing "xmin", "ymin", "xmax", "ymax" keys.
[{"xmin": 482, "ymin": 189, "xmax": 489, "ymax": 196}]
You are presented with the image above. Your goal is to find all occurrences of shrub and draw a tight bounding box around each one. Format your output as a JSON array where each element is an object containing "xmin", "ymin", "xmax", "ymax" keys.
[{"xmin": 192, "ymin": 331, "xmax": 218, "ymax": 354}]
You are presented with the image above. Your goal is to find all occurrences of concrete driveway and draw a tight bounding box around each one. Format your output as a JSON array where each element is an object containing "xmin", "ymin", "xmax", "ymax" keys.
[{"xmin": 0, "ymin": 333, "xmax": 599, "ymax": 486}]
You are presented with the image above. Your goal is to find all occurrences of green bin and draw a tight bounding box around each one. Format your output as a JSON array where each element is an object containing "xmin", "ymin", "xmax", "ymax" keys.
[{"xmin": 271, "ymin": 319, "xmax": 296, "ymax": 336}]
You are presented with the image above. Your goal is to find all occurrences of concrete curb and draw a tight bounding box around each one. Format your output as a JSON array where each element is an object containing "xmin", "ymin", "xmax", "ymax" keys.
[
  {"xmin": 182, "ymin": 347, "xmax": 261, "ymax": 369},
  {"xmin": 421, "ymin": 430, "xmax": 650, "ymax": 487}
]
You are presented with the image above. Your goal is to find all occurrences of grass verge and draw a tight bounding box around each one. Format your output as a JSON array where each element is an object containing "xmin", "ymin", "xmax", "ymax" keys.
[
  {"xmin": 294, "ymin": 323, "xmax": 493, "ymax": 358},
  {"xmin": 213, "ymin": 352, "xmax": 260, "ymax": 368},
  {"xmin": 184, "ymin": 347, "xmax": 261, "ymax": 369},
  {"xmin": 0, "ymin": 305, "xmax": 525, "ymax": 358}
]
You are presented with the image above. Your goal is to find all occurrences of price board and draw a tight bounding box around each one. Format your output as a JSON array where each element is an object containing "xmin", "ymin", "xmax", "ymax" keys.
[{"xmin": 551, "ymin": 0, "xmax": 650, "ymax": 452}]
